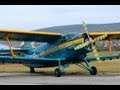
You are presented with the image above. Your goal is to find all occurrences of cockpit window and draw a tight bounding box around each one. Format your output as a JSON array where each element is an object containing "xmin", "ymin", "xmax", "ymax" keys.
[{"xmin": 62, "ymin": 32, "xmax": 81, "ymax": 41}]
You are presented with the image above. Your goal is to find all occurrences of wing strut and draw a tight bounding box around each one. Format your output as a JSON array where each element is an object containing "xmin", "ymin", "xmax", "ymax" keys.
[
  {"xmin": 108, "ymin": 36, "xmax": 113, "ymax": 54},
  {"xmin": 4, "ymin": 33, "xmax": 16, "ymax": 57}
]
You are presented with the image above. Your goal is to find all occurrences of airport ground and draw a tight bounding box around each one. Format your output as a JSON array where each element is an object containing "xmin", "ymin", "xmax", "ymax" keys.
[{"xmin": 0, "ymin": 73, "xmax": 120, "ymax": 85}]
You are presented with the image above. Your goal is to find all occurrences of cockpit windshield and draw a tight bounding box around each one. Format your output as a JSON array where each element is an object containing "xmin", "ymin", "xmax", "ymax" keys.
[{"xmin": 62, "ymin": 32, "xmax": 81, "ymax": 41}]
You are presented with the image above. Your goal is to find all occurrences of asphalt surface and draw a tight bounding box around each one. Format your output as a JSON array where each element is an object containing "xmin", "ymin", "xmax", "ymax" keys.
[{"xmin": 0, "ymin": 73, "xmax": 120, "ymax": 85}]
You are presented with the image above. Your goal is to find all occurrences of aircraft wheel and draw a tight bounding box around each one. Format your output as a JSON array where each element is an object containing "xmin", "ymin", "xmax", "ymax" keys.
[
  {"xmin": 117, "ymin": 57, "xmax": 119, "ymax": 59},
  {"xmin": 30, "ymin": 67, "xmax": 35, "ymax": 73},
  {"xmin": 90, "ymin": 66, "xmax": 97, "ymax": 75},
  {"xmin": 54, "ymin": 68, "xmax": 61, "ymax": 77}
]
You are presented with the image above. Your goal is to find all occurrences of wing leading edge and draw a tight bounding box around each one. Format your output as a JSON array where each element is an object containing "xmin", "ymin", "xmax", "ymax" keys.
[{"xmin": 0, "ymin": 29, "xmax": 61, "ymax": 43}]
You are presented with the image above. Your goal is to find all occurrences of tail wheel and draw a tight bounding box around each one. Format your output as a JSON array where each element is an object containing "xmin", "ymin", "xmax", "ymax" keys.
[
  {"xmin": 30, "ymin": 67, "xmax": 35, "ymax": 73},
  {"xmin": 54, "ymin": 68, "xmax": 61, "ymax": 77},
  {"xmin": 90, "ymin": 66, "xmax": 97, "ymax": 75}
]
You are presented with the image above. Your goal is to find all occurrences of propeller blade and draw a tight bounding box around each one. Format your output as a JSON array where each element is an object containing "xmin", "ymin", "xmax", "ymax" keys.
[
  {"xmin": 92, "ymin": 45, "xmax": 101, "ymax": 63},
  {"xmin": 74, "ymin": 40, "xmax": 93, "ymax": 50},
  {"xmin": 91, "ymin": 34, "xmax": 108, "ymax": 63},
  {"xmin": 82, "ymin": 21, "xmax": 90, "ymax": 38},
  {"xmin": 95, "ymin": 34, "xmax": 108, "ymax": 41}
]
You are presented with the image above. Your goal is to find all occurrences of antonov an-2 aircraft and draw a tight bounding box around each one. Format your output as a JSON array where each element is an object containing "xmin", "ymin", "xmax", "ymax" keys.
[{"xmin": 0, "ymin": 21, "xmax": 119, "ymax": 77}]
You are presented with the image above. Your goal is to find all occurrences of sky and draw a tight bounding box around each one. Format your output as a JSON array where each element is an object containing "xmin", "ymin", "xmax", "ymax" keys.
[{"xmin": 0, "ymin": 5, "xmax": 120, "ymax": 30}]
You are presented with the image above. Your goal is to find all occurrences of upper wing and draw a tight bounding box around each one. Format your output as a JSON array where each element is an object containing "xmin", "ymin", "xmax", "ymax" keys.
[
  {"xmin": 89, "ymin": 32, "xmax": 120, "ymax": 39},
  {"xmin": 86, "ymin": 54, "xmax": 120, "ymax": 62},
  {"xmin": 0, "ymin": 29, "xmax": 61, "ymax": 43}
]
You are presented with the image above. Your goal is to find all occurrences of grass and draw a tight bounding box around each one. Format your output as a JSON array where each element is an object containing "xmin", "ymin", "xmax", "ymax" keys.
[{"xmin": 0, "ymin": 51, "xmax": 119, "ymax": 75}]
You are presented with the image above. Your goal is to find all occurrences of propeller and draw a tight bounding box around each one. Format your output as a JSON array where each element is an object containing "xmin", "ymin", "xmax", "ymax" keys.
[{"xmin": 74, "ymin": 21, "xmax": 108, "ymax": 63}]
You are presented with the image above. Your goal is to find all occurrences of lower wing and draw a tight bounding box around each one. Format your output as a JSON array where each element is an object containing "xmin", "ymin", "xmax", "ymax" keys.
[
  {"xmin": 86, "ymin": 54, "xmax": 120, "ymax": 62},
  {"xmin": 0, "ymin": 56, "xmax": 65, "ymax": 64}
]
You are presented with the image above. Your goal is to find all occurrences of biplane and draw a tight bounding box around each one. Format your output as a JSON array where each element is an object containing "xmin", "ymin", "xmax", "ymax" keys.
[{"xmin": 0, "ymin": 21, "xmax": 119, "ymax": 77}]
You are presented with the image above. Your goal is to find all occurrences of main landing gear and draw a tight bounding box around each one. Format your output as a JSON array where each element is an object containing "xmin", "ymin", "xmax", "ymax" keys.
[
  {"xmin": 54, "ymin": 58, "xmax": 97, "ymax": 77},
  {"xmin": 54, "ymin": 59, "xmax": 69, "ymax": 77},
  {"xmin": 30, "ymin": 67, "xmax": 35, "ymax": 73},
  {"xmin": 75, "ymin": 59, "xmax": 97, "ymax": 75},
  {"xmin": 54, "ymin": 68, "xmax": 61, "ymax": 77},
  {"xmin": 54, "ymin": 58, "xmax": 62, "ymax": 77},
  {"xmin": 90, "ymin": 66, "xmax": 97, "ymax": 75}
]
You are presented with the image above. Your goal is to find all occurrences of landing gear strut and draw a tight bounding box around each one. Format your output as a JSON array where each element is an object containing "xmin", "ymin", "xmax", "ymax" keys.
[
  {"xmin": 75, "ymin": 59, "xmax": 97, "ymax": 75},
  {"xmin": 30, "ymin": 67, "xmax": 35, "ymax": 73},
  {"xmin": 54, "ymin": 58, "xmax": 62, "ymax": 77},
  {"xmin": 54, "ymin": 58, "xmax": 70, "ymax": 77}
]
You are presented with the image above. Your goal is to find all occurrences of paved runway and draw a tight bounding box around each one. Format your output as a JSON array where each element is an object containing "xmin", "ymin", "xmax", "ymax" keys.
[{"xmin": 0, "ymin": 73, "xmax": 120, "ymax": 85}]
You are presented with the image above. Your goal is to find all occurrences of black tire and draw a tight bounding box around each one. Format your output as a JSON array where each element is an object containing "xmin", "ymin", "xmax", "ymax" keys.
[
  {"xmin": 54, "ymin": 68, "xmax": 61, "ymax": 77},
  {"xmin": 117, "ymin": 57, "xmax": 119, "ymax": 59},
  {"xmin": 90, "ymin": 66, "xmax": 97, "ymax": 75},
  {"xmin": 30, "ymin": 67, "xmax": 35, "ymax": 73}
]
